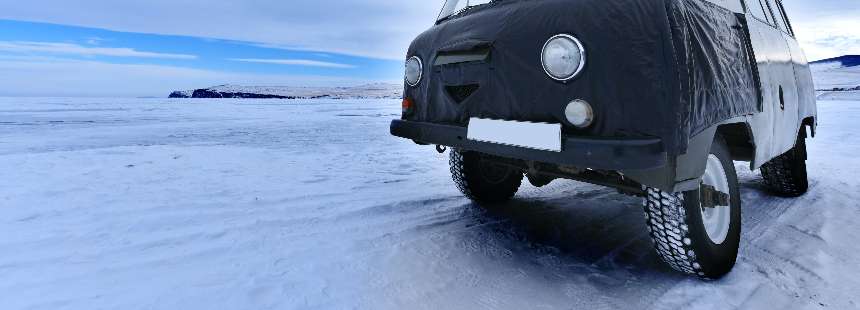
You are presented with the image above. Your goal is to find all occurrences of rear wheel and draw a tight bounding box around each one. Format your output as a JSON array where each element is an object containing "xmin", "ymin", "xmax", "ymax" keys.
[
  {"xmin": 450, "ymin": 150, "xmax": 523, "ymax": 203},
  {"xmin": 761, "ymin": 129, "xmax": 809, "ymax": 197},
  {"xmin": 643, "ymin": 135, "xmax": 742, "ymax": 279}
]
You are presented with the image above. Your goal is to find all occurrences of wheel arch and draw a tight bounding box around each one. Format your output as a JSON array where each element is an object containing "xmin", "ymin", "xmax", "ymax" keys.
[
  {"xmin": 674, "ymin": 121, "xmax": 753, "ymax": 192},
  {"xmin": 715, "ymin": 122, "xmax": 756, "ymax": 162},
  {"xmin": 801, "ymin": 116, "xmax": 816, "ymax": 138}
]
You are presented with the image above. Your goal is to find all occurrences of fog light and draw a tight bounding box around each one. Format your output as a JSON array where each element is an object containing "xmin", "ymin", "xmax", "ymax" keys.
[{"xmin": 565, "ymin": 99, "xmax": 593, "ymax": 128}]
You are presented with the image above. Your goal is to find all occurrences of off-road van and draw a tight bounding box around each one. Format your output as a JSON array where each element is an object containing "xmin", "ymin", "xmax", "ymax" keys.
[{"xmin": 390, "ymin": 0, "xmax": 816, "ymax": 279}]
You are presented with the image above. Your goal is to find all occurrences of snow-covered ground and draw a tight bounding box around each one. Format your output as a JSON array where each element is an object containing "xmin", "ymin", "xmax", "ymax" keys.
[
  {"xmin": 0, "ymin": 98, "xmax": 858, "ymax": 309},
  {"xmin": 811, "ymin": 57, "xmax": 860, "ymax": 101},
  {"xmin": 816, "ymin": 90, "xmax": 860, "ymax": 101},
  {"xmin": 811, "ymin": 60, "xmax": 860, "ymax": 90}
]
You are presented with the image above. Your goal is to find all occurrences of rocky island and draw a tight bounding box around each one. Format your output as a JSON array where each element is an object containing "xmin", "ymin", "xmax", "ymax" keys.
[{"xmin": 169, "ymin": 83, "xmax": 402, "ymax": 99}]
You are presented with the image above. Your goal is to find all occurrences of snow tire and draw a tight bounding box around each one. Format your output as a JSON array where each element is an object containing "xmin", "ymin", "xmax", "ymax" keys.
[
  {"xmin": 450, "ymin": 150, "xmax": 523, "ymax": 203},
  {"xmin": 643, "ymin": 135, "xmax": 742, "ymax": 279}
]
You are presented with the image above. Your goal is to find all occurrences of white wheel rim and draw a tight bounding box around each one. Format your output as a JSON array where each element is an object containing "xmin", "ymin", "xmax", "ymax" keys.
[{"xmin": 701, "ymin": 154, "xmax": 731, "ymax": 245}]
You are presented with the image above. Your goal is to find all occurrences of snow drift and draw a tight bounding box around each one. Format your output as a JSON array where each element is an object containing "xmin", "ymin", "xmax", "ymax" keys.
[{"xmin": 811, "ymin": 55, "xmax": 860, "ymax": 100}]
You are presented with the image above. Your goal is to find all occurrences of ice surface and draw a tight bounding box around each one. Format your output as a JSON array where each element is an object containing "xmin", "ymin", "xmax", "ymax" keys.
[
  {"xmin": 0, "ymin": 98, "xmax": 858, "ymax": 309},
  {"xmin": 816, "ymin": 90, "xmax": 860, "ymax": 101}
]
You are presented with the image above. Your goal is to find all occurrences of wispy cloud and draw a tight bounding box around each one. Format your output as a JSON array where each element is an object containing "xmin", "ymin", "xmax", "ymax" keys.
[
  {"xmin": 0, "ymin": 41, "xmax": 197, "ymax": 59},
  {"xmin": 0, "ymin": 56, "xmax": 370, "ymax": 97},
  {"xmin": 782, "ymin": 1, "xmax": 860, "ymax": 60},
  {"xmin": 85, "ymin": 37, "xmax": 108, "ymax": 45},
  {"xmin": 229, "ymin": 58, "xmax": 355, "ymax": 69},
  {"xmin": 0, "ymin": 1, "xmax": 440, "ymax": 60}
]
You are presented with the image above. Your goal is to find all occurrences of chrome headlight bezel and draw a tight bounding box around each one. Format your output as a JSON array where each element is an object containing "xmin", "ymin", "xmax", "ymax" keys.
[
  {"xmin": 541, "ymin": 34, "xmax": 586, "ymax": 82},
  {"xmin": 405, "ymin": 56, "xmax": 423, "ymax": 87}
]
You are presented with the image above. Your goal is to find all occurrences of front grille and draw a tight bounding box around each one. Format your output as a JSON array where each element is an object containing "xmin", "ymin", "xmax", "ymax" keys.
[
  {"xmin": 446, "ymin": 84, "xmax": 480, "ymax": 103},
  {"xmin": 434, "ymin": 46, "xmax": 491, "ymax": 66}
]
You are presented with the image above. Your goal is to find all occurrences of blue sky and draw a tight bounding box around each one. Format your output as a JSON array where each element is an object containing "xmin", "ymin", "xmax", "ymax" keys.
[
  {"xmin": 0, "ymin": 20, "xmax": 398, "ymax": 79},
  {"xmin": 0, "ymin": 20, "xmax": 408, "ymax": 97},
  {"xmin": 0, "ymin": 0, "xmax": 857, "ymax": 97}
]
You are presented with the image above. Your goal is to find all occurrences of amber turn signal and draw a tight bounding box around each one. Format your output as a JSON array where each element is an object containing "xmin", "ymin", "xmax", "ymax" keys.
[{"xmin": 402, "ymin": 98, "xmax": 414, "ymax": 114}]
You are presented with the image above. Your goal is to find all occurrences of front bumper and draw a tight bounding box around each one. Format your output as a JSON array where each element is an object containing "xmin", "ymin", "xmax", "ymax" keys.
[{"xmin": 391, "ymin": 119, "xmax": 667, "ymax": 171}]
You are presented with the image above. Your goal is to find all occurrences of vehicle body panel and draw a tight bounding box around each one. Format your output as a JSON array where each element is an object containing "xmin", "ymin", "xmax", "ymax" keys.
[
  {"xmin": 737, "ymin": 0, "xmax": 816, "ymax": 168},
  {"xmin": 392, "ymin": 0, "xmax": 817, "ymax": 192}
]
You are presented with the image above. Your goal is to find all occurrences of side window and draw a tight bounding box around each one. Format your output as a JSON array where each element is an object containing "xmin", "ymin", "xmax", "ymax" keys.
[
  {"xmin": 774, "ymin": 0, "xmax": 795, "ymax": 36},
  {"xmin": 747, "ymin": 0, "xmax": 773, "ymax": 25},
  {"xmin": 764, "ymin": 0, "xmax": 786, "ymax": 31}
]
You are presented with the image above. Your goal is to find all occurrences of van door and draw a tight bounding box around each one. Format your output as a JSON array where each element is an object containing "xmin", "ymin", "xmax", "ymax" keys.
[
  {"xmin": 743, "ymin": 0, "xmax": 798, "ymax": 163},
  {"xmin": 770, "ymin": 0, "xmax": 817, "ymax": 135},
  {"xmin": 762, "ymin": 0, "xmax": 803, "ymax": 153}
]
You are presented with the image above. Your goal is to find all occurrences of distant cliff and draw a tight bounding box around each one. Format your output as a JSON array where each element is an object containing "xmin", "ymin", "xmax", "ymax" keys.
[
  {"xmin": 169, "ymin": 89, "xmax": 297, "ymax": 99},
  {"xmin": 169, "ymin": 83, "xmax": 402, "ymax": 99},
  {"xmin": 810, "ymin": 55, "xmax": 860, "ymax": 68}
]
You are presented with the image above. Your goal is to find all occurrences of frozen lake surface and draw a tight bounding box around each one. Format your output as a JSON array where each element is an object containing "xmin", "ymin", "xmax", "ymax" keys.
[{"xmin": 1, "ymin": 98, "xmax": 858, "ymax": 309}]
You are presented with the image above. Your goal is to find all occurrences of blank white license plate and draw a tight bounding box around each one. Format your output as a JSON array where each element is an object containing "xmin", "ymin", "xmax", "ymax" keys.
[{"xmin": 467, "ymin": 118, "xmax": 562, "ymax": 152}]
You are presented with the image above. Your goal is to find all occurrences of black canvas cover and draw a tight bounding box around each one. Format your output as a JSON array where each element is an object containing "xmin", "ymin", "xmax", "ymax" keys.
[
  {"xmin": 667, "ymin": 0, "xmax": 761, "ymax": 138},
  {"xmin": 403, "ymin": 0, "xmax": 760, "ymax": 155}
]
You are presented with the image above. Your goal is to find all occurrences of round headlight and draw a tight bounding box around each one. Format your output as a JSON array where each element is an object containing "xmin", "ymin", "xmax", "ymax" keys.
[
  {"xmin": 541, "ymin": 34, "xmax": 585, "ymax": 81},
  {"xmin": 405, "ymin": 56, "xmax": 423, "ymax": 87},
  {"xmin": 565, "ymin": 99, "xmax": 594, "ymax": 128}
]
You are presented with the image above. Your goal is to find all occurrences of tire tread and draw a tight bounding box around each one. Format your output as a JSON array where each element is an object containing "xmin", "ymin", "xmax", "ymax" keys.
[
  {"xmin": 761, "ymin": 134, "xmax": 808, "ymax": 197},
  {"xmin": 449, "ymin": 150, "xmax": 522, "ymax": 202},
  {"xmin": 643, "ymin": 188, "xmax": 707, "ymax": 277}
]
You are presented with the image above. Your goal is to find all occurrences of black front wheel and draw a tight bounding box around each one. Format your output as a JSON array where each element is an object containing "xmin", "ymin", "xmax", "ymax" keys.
[
  {"xmin": 643, "ymin": 135, "xmax": 742, "ymax": 279},
  {"xmin": 450, "ymin": 150, "xmax": 523, "ymax": 203}
]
